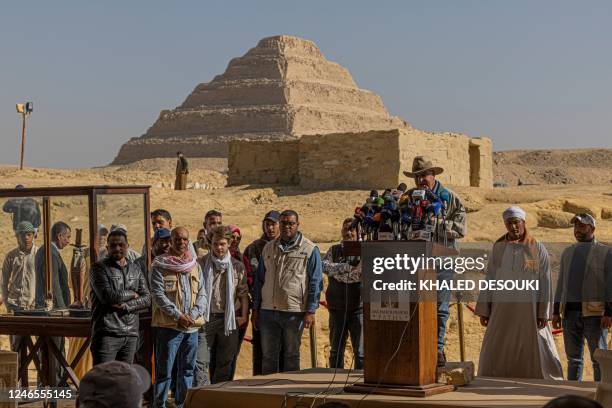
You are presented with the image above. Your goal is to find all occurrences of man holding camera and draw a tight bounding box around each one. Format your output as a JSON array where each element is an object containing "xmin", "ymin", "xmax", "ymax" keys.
[
  {"xmin": 323, "ymin": 218, "xmax": 364, "ymax": 369},
  {"xmin": 402, "ymin": 156, "xmax": 466, "ymax": 366}
]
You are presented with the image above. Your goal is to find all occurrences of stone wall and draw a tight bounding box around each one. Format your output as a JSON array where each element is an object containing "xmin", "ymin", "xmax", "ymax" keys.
[
  {"xmin": 228, "ymin": 128, "xmax": 493, "ymax": 189},
  {"xmin": 299, "ymin": 131, "xmax": 401, "ymax": 189},
  {"xmin": 469, "ymin": 138, "xmax": 493, "ymax": 188},
  {"xmin": 398, "ymin": 129, "xmax": 493, "ymax": 188},
  {"xmin": 228, "ymin": 139, "xmax": 299, "ymax": 185},
  {"xmin": 399, "ymin": 129, "xmax": 471, "ymax": 187}
]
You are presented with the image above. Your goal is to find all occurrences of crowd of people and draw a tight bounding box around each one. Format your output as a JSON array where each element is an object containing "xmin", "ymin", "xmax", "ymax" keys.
[
  {"xmin": 82, "ymin": 207, "xmax": 327, "ymax": 407},
  {"xmin": 0, "ymin": 156, "xmax": 611, "ymax": 408}
]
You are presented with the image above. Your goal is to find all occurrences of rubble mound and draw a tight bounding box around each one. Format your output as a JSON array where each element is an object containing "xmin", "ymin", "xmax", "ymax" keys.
[{"xmin": 493, "ymin": 148, "xmax": 612, "ymax": 185}]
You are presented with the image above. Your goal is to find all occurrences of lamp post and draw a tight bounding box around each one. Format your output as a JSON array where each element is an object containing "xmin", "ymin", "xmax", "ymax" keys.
[{"xmin": 16, "ymin": 102, "xmax": 33, "ymax": 170}]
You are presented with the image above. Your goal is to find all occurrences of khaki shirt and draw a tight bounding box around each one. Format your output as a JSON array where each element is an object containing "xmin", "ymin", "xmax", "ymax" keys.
[
  {"xmin": 1, "ymin": 245, "xmax": 38, "ymax": 309},
  {"xmin": 208, "ymin": 258, "xmax": 248, "ymax": 314}
]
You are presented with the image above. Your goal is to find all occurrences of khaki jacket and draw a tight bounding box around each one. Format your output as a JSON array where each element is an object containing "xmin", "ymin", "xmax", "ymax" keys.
[
  {"xmin": 152, "ymin": 265, "xmax": 205, "ymax": 329},
  {"xmin": 260, "ymin": 235, "xmax": 316, "ymax": 313}
]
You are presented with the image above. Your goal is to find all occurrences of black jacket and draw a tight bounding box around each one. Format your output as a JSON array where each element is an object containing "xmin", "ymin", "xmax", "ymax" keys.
[
  {"xmin": 35, "ymin": 245, "xmax": 71, "ymax": 309},
  {"xmin": 90, "ymin": 257, "xmax": 150, "ymax": 337}
]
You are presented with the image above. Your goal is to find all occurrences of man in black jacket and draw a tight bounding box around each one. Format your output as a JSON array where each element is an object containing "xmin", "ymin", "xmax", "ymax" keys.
[
  {"xmin": 322, "ymin": 218, "xmax": 363, "ymax": 369},
  {"xmin": 90, "ymin": 229, "xmax": 150, "ymax": 365},
  {"xmin": 35, "ymin": 221, "xmax": 72, "ymax": 309},
  {"xmin": 244, "ymin": 210, "xmax": 280, "ymax": 375}
]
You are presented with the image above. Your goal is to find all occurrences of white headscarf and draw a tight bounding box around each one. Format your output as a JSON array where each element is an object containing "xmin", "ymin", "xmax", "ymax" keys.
[{"xmin": 503, "ymin": 206, "xmax": 526, "ymax": 221}]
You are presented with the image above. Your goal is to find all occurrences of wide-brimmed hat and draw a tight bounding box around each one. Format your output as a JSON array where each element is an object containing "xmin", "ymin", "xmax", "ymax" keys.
[{"xmin": 403, "ymin": 156, "xmax": 444, "ymax": 177}]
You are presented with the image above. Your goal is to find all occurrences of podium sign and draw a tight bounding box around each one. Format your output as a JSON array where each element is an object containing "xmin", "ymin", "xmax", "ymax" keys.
[{"xmin": 343, "ymin": 240, "xmax": 457, "ymax": 397}]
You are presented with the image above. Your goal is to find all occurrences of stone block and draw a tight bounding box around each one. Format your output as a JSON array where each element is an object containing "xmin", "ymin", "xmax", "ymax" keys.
[
  {"xmin": 563, "ymin": 200, "xmax": 602, "ymax": 219},
  {"xmin": 437, "ymin": 361, "xmax": 475, "ymax": 386},
  {"xmin": 537, "ymin": 210, "xmax": 575, "ymax": 229}
]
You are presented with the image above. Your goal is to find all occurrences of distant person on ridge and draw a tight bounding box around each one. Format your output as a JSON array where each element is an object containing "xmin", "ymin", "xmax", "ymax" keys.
[{"xmin": 175, "ymin": 152, "xmax": 189, "ymax": 190}]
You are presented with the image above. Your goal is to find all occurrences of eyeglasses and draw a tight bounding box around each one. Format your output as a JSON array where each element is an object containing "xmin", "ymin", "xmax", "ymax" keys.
[{"xmin": 280, "ymin": 221, "xmax": 297, "ymax": 227}]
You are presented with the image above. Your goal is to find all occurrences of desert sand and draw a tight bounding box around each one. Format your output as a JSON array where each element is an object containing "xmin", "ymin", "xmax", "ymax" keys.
[{"xmin": 0, "ymin": 154, "xmax": 611, "ymax": 381}]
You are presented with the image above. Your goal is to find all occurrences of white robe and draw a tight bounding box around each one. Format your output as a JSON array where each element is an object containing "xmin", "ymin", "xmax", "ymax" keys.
[{"xmin": 475, "ymin": 240, "xmax": 563, "ymax": 380}]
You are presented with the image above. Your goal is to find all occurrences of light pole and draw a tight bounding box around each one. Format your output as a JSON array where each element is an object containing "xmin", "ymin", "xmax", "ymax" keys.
[{"xmin": 16, "ymin": 102, "xmax": 33, "ymax": 170}]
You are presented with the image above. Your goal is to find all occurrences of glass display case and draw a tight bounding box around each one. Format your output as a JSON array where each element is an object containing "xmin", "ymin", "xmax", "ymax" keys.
[
  {"xmin": 0, "ymin": 185, "xmax": 152, "ymax": 388},
  {"xmin": 0, "ymin": 186, "xmax": 150, "ymax": 316}
]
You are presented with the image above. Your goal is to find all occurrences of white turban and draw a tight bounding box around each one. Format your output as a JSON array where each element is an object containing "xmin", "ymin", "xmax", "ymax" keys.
[{"xmin": 503, "ymin": 206, "xmax": 526, "ymax": 221}]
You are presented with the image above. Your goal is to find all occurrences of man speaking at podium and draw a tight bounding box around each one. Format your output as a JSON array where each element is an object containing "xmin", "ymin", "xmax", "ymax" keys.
[{"xmin": 402, "ymin": 156, "xmax": 467, "ymax": 367}]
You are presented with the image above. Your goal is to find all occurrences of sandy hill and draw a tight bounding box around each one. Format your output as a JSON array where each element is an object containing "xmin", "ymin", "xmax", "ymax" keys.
[{"xmin": 493, "ymin": 148, "xmax": 612, "ymax": 185}]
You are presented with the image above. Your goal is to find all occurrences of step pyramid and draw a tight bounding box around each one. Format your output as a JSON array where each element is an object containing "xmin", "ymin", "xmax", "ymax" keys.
[{"xmin": 112, "ymin": 35, "xmax": 407, "ymax": 164}]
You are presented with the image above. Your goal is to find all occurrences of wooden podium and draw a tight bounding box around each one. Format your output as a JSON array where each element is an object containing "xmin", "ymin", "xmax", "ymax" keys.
[{"xmin": 343, "ymin": 240, "xmax": 457, "ymax": 397}]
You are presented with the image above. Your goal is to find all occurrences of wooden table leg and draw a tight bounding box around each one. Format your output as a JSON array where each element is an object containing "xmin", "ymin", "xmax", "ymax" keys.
[
  {"xmin": 19, "ymin": 336, "xmax": 43, "ymax": 386},
  {"xmin": 40, "ymin": 337, "xmax": 50, "ymax": 388},
  {"xmin": 47, "ymin": 338, "xmax": 80, "ymax": 388},
  {"xmin": 58, "ymin": 336, "xmax": 90, "ymax": 388},
  {"xmin": 17, "ymin": 336, "xmax": 29, "ymax": 386},
  {"xmin": 39, "ymin": 336, "xmax": 55, "ymax": 408}
]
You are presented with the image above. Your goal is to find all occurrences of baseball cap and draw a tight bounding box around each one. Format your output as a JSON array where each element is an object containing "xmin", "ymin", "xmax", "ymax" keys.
[
  {"xmin": 571, "ymin": 213, "xmax": 596, "ymax": 227},
  {"xmin": 110, "ymin": 224, "xmax": 128, "ymax": 233},
  {"xmin": 79, "ymin": 361, "xmax": 150, "ymax": 408},
  {"xmin": 153, "ymin": 228, "xmax": 171, "ymax": 241},
  {"xmin": 263, "ymin": 210, "xmax": 280, "ymax": 223},
  {"xmin": 16, "ymin": 221, "xmax": 36, "ymax": 234}
]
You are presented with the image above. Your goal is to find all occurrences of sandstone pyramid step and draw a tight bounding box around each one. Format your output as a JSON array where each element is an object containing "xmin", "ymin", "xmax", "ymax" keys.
[{"xmin": 113, "ymin": 35, "xmax": 407, "ymax": 164}]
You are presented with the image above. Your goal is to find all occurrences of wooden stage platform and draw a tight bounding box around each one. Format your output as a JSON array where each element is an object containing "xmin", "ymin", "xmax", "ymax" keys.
[{"xmin": 185, "ymin": 368, "xmax": 598, "ymax": 408}]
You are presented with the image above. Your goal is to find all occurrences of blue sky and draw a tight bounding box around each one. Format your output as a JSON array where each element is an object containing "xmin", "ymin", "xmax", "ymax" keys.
[{"xmin": 1, "ymin": 1, "xmax": 611, "ymax": 168}]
